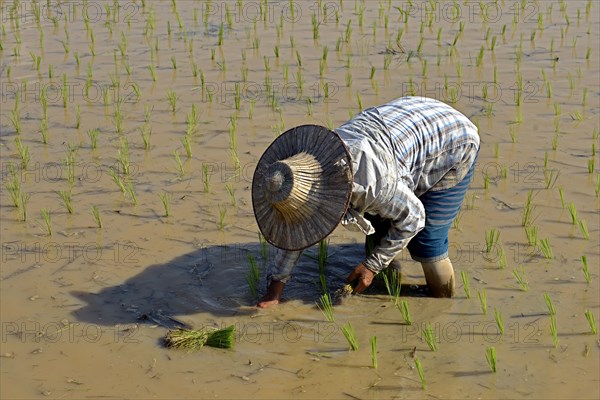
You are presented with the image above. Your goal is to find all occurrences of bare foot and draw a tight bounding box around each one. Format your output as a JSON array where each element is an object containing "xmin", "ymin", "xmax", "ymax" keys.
[{"xmin": 256, "ymin": 280, "xmax": 285, "ymax": 308}]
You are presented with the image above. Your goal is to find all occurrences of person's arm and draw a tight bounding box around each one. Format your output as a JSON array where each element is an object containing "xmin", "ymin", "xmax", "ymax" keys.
[
  {"xmin": 362, "ymin": 179, "xmax": 425, "ymax": 273},
  {"xmin": 257, "ymin": 248, "xmax": 302, "ymax": 308}
]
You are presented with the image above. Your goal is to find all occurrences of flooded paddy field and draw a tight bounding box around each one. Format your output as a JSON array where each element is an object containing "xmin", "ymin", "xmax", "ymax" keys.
[{"xmin": 1, "ymin": 0, "xmax": 598, "ymax": 399}]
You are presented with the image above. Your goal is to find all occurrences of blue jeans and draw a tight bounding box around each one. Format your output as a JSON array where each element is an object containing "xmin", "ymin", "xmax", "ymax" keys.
[{"xmin": 365, "ymin": 156, "xmax": 477, "ymax": 264}]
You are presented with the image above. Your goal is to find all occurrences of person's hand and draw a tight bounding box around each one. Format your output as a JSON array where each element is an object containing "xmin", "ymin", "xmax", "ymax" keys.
[
  {"xmin": 346, "ymin": 263, "xmax": 376, "ymax": 294},
  {"xmin": 257, "ymin": 280, "xmax": 285, "ymax": 308}
]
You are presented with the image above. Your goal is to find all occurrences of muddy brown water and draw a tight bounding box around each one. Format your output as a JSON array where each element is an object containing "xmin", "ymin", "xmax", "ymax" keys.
[{"xmin": 1, "ymin": 1, "xmax": 598, "ymax": 399}]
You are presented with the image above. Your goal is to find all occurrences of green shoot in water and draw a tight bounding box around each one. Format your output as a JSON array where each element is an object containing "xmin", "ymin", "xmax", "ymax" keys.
[
  {"xmin": 460, "ymin": 271, "xmax": 471, "ymax": 299},
  {"xmin": 58, "ymin": 190, "xmax": 73, "ymax": 214},
  {"xmin": 414, "ymin": 357, "xmax": 426, "ymax": 389},
  {"xmin": 581, "ymin": 256, "xmax": 591, "ymax": 284},
  {"xmin": 159, "ymin": 192, "xmax": 172, "ymax": 217},
  {"xmin": 317, "ymin": 292, "xmax": 334, "ymax": 322},
  {"xmin": 549, "ymin": 314, "xmax": 559, "ymax": 348},
  {"xmin": 478, "ymin": 289, "xmax": 488, "ymax": 315},
  {"xmin": 584, "ymin": 310, "xmax": 597, "ymax": 335},
  {"xmin": 485, "ymin": 346, "xmax": 497, "ymax": 372},
  {"xmin": 91, "ymin": 205, "xmax": 102, "ymax": 228},
  {"xmin": 422, "ymin": 323, "xmax": 437, "ymax": 351},
  {"xmin": 512, "ymin": 266, "xmax": 529, "ymax": 291},
  {"xmin": 539, "ymin": 238, "xmax": 553, "ymax": 259},
  {"xmin": 41, "ymin": 208, "xmax": 52, "ymax": 236},
  {"xmin": 494, "ymin": 307, "xmax": 505, "ymax": 335},
  {"xmin": 341, "ymin": 322, "xmax": 359, "ymax": 351},
  {"xmin": 397, "ymin": 300, "xmax": 412, "ymax": 325},
  {"xmin": 485, "ymin": 228, "xmax": 500, "ymax": 253},
  {"xmin": 544, "ymin": 293, "xmax": 556, "ymax": 315},
  {"xmin": 370, "ymin": 336, "xmax": 378, "ymax": 369},
  {"xmin": 246, "ymin": 254, "xmax": 260, "ymax": 299}
]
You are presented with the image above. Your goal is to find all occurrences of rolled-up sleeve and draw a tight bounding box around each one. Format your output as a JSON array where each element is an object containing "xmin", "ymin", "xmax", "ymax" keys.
[{"xmin": 362, "ymin": 179, "xmax": 425, "ymax": 273}]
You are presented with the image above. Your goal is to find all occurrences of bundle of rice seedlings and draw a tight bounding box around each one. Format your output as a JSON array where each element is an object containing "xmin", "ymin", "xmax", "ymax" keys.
[{"xmin": 163, "ymin": 325, "xmax": 235, "ymax": 350}]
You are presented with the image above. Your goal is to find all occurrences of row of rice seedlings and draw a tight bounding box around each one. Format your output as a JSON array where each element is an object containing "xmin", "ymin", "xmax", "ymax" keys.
[
  {"xmin": 460, "ymin": 271, "xmax": 471, "ymax": 299},
  {"xmin": 246, "ymin": 254, "xmax": 260, "ymax": 299}
]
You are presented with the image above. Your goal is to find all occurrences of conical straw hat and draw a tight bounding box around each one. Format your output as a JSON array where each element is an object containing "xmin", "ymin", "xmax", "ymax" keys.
[{"xmin": 252, "ymin": 125, "xmax": 353, "ymax": 251}]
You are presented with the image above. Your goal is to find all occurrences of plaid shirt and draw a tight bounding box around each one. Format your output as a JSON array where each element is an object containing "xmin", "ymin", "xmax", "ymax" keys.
[{"xmin": 267, "ymin": 97, "xmax": 480, "ymax": 283}]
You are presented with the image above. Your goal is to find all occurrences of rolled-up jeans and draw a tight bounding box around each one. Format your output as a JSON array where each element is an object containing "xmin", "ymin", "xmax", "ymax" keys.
[{"xmin": 366, "ymin": 155, "xmax": 477, "ymax": 264}]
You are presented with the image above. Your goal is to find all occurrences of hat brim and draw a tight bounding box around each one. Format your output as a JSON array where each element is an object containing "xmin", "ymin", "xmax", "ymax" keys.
[{"xmin": 252, "ymin": 125, "xmax": 353, "ymax": 251}]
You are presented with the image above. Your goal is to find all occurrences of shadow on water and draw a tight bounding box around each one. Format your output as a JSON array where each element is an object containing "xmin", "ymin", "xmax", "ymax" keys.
[{"xmin": 71, "ymin": 242, "xmax": 429, "ymax": 327}]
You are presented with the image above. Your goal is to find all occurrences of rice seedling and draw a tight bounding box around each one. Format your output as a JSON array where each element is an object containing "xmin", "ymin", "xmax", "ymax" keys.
[
  {"xmin": 14, "ymin": 137, "xmax": 30, "ymax": 169},
  {"xmin": 581, "ymin": 256, "xmax": 591, "ymax": 284},
  {"xmin": 422, "ymin": 323, "xmax": 437, "ymax": 351},
  {"xmin": 381, "ymin": 268, "xmax": 402, "ymax": 304},
  {"xmin": 118, "ymin": 138, "xmax": 131, "ymax": 175},
  {"xmin": 589, "ymin": 158, "xmax": 595, "ymax": 174},
  {"xmin": 164, "ymin": 325, "xmax": 235, "ymax": 350},
  {"xmin": 108, "ymin": 167, "xmax": 126, "ymax": 194},
  {"xmin": 512, "ymin": 266, "xmax": 529, "ymax": 291},
  {"xmin": 544, "ymin": 293, "xmax": 556, "ymax": 316},
  {"xmin": 397, "ymin": 300, "xmax": 412, "ymax": 325},
  {"xmin": 478, "ymin": 289, "xmax": 487, "ymax": 315},
  {"xmin": 225, "ymin": 183, "xmax": 236, "ymax": 207},
  {"xmin": 19, "ymin": 192, "xmax": 30, "ymax": 222},
  {"xmin": 370, "ymin": 336, "xmax": 378, "ymax": 369},
  {"xmin": 166, "ymin": 90, "xmax": 178, "ymax": 113},
  {"xmin": 317, "ymin": 293, "xmax": 335, "ymax": 322},
  {"xmin": 202, "ymin": 164, "xmax": 211, "ymax": 192},
  {"xmin": 485, "ymin": 228, "xmax": 500, "ymax": 253},
  {"xmin": 539, "ymin": 238, "xmax": 553, "ymax": 259},
  {"xmin": 584, "ymin": 310, "xmax": 597, "ymax": 335},
  {"xmin": 217, "ymin": 206, "xmax": 227, "ymax": 230},
  {"xmin": 577, "ymin": 219, "xmax": 590, "ymax": 240},
  {"xmin": 173, "ymin": 150, "xmax": 184, "ymax": 177},
  {"xmin": 485, "ymin": 346, "xmax": 497, "ymax": 372},
  {"xmin": 341, "ymin": 322, "xmax": 359, "ymax": 351},
  {"xmin": 566, "ymin": 202, "xmax": 578, "ymax": 224},
  {"xmin": 126, "ymin": 182, "xmax": 138, "ymax": 206},
  {"xmin": 87, "ymin": 128, "xmax": 100, "ymax": 149},
  {"xmin": 159, "ymin": 192, "xmax": 172, "ymax": 217},
  {"xmin": 91, "ymin": 205, "xmax": 102, "ymax": 228},
  {"xmin": 544, "ymin": 169, "xmax": 559, "ymax": 189},
  {"xmin": 460, "ymin": 271, "xmax": 471, "ymax": 299},
  {"xmin": 5, "ymin": 165, "xmax": 21, "ymax": 208},
  {"xmin": 181, "ymin": 135, "xmax": 192, "ymax": 158},
  {"xmin": 522, "ymin": 190, "xmax": 537, "ymax": 226},
  {"xmin": 246, "ymin": 254, "xmax": 260, "ymax": 298},
  {"xmin": 558, "ymin": 187, "xmax": 566, "ymax": 208},
  {"xmin": 549, "ymin": 314, "xmax": 559, "ymax": 348},
  {"xmin": 41, "ymin": 208, "xmax": 52, "ymax": 236},
  {"xmin": 317, "ymin": 239, "xmax": 329, "ymax": 276},
  {"xmin": 414, "ymin": 357, "xmax": 426, "ymax": 389},
  {"xmin": 494, "ymin": 308, "xmax": 505, "ymax": 335},
  {"xmin": 525, "ymin": 225, "xmax": 538, "ymax": 247},
  {"xmin": 58, "ymin": 190, "xmax": 73, "ymax": 214}
]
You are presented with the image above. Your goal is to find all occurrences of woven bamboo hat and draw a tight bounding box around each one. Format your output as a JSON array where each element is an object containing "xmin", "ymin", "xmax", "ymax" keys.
[{"xmin": 252, "ymin": 125, "xmax": 353, "ymax": 251}]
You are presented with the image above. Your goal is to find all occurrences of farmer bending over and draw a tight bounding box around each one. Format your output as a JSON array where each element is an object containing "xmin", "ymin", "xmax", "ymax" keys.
[{"xmin": 252, "ymin": 96, "xmax": 480, "ymax": 308}]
